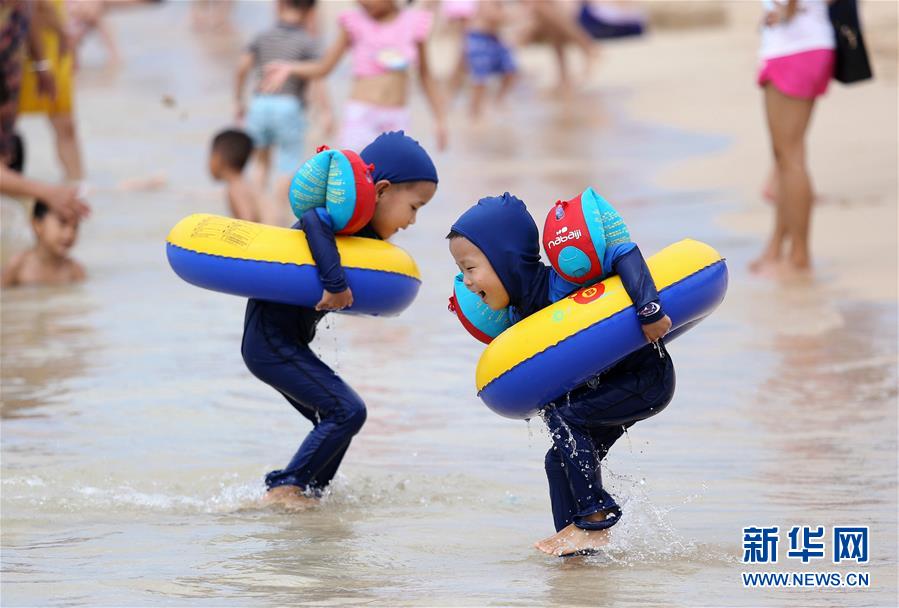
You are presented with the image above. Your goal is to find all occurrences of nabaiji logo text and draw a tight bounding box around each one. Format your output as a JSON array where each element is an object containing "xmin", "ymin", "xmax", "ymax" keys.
[{"xmin": 545, "ymin": 227, "xmax": 583, "ymax": 249}]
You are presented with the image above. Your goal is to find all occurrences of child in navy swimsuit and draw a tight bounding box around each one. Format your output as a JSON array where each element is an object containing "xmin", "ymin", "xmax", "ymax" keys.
[
  {"xmin": 242, "ymin": 131, "xmax": 438, "ymax": 508},
  {"xmin": 448, "ymin": 193, "xmax": 674, "ymax": 555}
]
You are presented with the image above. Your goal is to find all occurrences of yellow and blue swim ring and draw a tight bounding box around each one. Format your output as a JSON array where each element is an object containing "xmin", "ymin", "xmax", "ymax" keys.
[
  {"xmin": 475, "ymin": 239, "xmax": 728, "ymax": 419},
  {"xmin": 166, "ymin": 214, "xmax": 420, "ymax": 316}
]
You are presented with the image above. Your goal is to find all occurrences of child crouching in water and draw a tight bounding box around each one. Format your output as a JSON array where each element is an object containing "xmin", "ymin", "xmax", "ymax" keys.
[
  {"xmin": 448, "ymin": 192, "xmax": 673, "ymax": 556},
  {"xmin": 2, "ymin": 200, "xmax": 85, "ymax": 287},
  {"xmin": 241, "ymin": 131, "xmax": 438, "ymax": 508}
]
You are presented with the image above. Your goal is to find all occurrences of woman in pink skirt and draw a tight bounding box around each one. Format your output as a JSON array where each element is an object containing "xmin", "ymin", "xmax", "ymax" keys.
[{"xmin": 752, "ymin": 0, "xmax": 835, "ymax": 275}]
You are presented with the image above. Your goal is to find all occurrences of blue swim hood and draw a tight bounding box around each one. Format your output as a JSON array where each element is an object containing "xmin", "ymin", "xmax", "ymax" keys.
[
  {"xmin": 451, "ymin": 193, "xmax": 550, "ymax": 316},
  {"xmin": 360, "ymin": 131, "xmax": 438, "ymax": 184}
]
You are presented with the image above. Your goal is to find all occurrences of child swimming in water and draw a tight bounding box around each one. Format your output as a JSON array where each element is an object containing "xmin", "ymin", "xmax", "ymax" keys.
[
  {"xmin": 448, "ymin": 192, "xmax": 674, "ymax": 556},
  {"xmin": 2, "ymin": 199, "xmax": 85, "ymax": 288},
  {"xmin": 241, "ymin": 131, "xmax": 438, "ymax": 509}
]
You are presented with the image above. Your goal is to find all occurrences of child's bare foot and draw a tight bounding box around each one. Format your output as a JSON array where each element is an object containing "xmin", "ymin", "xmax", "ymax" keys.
[
  {"xmin": 534, "ymin": 522, "xmax": 611, "ymax": 557},
  {"xmin": 750, "ymin": 256, "xmax": 813, "ymax": 282},
  {"xmin": 779, "ymin": 256, "xmax": 813, "ymax": 281},
  {"xmin": 262, "ymin": 485, "xmax": 319, "ymax": 511},
  {"xmin": 749, "ymin": 250, "xmax": 781, "ymax": 275},
  {"xmin": 787, "ymin": 249, "xmax": 812, "ymax": 271}
]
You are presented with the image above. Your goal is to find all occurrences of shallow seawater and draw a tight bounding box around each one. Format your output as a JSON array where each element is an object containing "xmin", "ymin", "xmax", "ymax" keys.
[{"xmin": 2, "ymin": 2, "xmax": 896, "ymax": 606}]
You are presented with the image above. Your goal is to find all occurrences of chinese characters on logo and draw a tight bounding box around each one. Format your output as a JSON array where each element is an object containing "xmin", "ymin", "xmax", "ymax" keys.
[
  {"xmin": 743, "ymin": 526, "xmax": 779, "ymax": 564},
  {"xmin": 742, "ymin": 526, "xmax": 869, "ymax": 564}
]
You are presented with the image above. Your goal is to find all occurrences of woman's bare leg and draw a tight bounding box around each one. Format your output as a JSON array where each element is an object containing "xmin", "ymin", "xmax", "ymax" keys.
[
  {"xmin": 48, "ymin": 113, "xmax": 84, "ymax": 181},
  {"xmin": 764, "ymin": 84, "xmax": 816, "ymax": 272}
]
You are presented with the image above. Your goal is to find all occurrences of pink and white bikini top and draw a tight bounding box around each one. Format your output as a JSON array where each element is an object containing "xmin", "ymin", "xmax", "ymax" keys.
[{"xmin": 338, "ymin": 8, "xmax": 433, "ymax": 78}]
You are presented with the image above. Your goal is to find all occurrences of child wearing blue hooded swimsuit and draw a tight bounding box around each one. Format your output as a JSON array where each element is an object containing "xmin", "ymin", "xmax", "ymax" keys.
[
  {"xmin": 448, "ymin": 193, "xmax": 674, "ymax": 556},
  {"xmin": 241, "ymin": 131, "xmax": 438, "ymax": 509}
]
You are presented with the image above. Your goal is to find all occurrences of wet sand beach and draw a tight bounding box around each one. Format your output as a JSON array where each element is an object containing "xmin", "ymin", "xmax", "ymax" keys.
[{"xmin": 2, "ymin": 2, "xmax": 896, "ymax": 606}]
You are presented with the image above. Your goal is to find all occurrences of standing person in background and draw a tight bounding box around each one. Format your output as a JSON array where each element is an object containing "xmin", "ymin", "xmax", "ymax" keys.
[
  {"xmin": 1, "ymin": 1, "xmax": 90, "ymax": 221},
  {"xmin": 464, "ymin": 0, "xmax": 517, "ymax": 120},
  {"xmin": 520, "ymin": 0, "xmax": 597, "ymax": 89},
  {"xmin": 260, "ymin": 0, "xmax": 448, "ymax": 152},
  {"xmin": 1, "ymin": 0, "xmax": 53, "ymax": 169},
  {"xmin": 1, "ymin": 1, "xmax": 31, "ymax": 171},
  {"xmin": 68, "ymin": 0, "xmax": 167, "ymax": 68},
  {"xmin": 235, "ymin": 0, "xmax": 333, "ymax": 225},
  {"xmin": 19, "ymin": 0, "xmax": 85, "ymax": 183},
  {"xmin": 67, "ymin": 0, "xmax": 122, "ymax": 68},
  {"xmin": 751, "ymin": 0, "xmax": 835, "ymax": 276},
  {"xmin": 438, "ymin": 0, "xmax": 478, "ymax": 97}
]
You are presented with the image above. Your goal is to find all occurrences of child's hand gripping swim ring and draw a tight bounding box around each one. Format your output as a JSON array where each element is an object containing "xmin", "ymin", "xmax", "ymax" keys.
[
  {"xmin": 289, "ymin": 145, "xmax": 376, "ymax": 235},
  {"xmin": 542, "ymin": 187, "xmax": 631, "ymax": 284}
]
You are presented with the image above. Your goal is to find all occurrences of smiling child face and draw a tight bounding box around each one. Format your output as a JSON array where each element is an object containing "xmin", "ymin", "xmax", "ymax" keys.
[{"xmin": 449, "ymin": 235, "xmax": 510, "ymax": 310}]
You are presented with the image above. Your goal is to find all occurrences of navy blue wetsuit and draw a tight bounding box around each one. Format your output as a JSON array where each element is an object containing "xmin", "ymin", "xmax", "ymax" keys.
[
  {"xmin": 241, "ymin": 209, "xmax": 378, "ymax": 493},
  {"xmin": 452, "ymin": 193, "xmax": 675, "ymax": 532}
]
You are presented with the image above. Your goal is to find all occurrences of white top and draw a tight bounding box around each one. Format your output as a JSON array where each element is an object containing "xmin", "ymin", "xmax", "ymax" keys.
[{"xmin": 759, "ymin": 0, "xmax": 836, "ymax": 60}]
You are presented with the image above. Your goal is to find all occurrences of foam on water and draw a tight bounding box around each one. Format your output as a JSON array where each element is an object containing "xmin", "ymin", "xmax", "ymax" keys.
[{"xmin": 3, "ymin": 474, "xmax": 265, "ymax": 514}]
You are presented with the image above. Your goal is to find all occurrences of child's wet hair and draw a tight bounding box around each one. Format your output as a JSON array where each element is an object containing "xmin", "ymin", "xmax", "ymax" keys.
[
  {"xmin": 33, "ymin": 200, "xmax": 50, "ymax": 220},
  {"xmin": 211, "ymin": 129, "xmax": 254, "ymax": 172},
  {"xmin": 446, "ymin": 229, "xmax": 462, "ymax": 240}
]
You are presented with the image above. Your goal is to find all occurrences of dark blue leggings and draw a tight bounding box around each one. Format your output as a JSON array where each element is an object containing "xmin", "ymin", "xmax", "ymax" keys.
[
  {"xmin": 241, "ymin": 302, "xmax": 366, "ymax": 492},
  {"xmin": 543, "ymin": 341, "xmax": 675, "ymax": 532}
]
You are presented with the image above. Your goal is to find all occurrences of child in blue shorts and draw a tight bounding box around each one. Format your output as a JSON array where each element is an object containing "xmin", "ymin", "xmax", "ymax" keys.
[
  {"xmin": 242, "ymin": 132, "xmax": 438, "ymax": 508},
  {"xmin": 235, "ymin": 0, "xmax": 333, "ymax": 222},
  {"xmin": 464, "ymin": 1, "xmax": 517, "ymax": 119},
  {"xmin": 448, "ymin": 193, "xmax": 674, "ymax": 556}
]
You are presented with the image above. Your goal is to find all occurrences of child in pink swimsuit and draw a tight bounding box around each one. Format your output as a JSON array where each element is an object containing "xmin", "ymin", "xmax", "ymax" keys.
[{"xmin": 260, "ymin": 0, "xmax": 447, "ymax": 152}]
